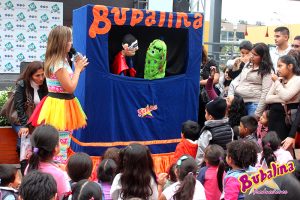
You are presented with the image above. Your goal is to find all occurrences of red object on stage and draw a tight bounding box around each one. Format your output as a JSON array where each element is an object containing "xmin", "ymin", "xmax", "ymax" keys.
[{"xmin": 111, "ymin": 51, "xmax": 136, "ymax": 77}]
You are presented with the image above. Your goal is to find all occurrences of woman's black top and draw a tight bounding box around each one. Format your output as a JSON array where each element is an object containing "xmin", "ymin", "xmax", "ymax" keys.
[{"xmin": 14, "ymin": 80, "xmax": 48, "ymax": 127}]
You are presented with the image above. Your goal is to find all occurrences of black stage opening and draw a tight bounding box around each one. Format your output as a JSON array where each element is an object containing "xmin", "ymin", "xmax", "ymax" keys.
[{"xmin": 108, "ymin": 25, "xmax": 188, "ymax": 78}]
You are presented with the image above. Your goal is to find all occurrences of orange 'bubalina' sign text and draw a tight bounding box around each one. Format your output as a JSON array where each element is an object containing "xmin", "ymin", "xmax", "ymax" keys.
[{"xmin": 89, "ymin": 5, "xmax": 203, "ymax": 38}]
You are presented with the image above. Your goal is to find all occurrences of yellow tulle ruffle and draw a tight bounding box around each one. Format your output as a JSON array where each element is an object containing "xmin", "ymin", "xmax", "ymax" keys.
[{"xmin": 37, "ymin": 96, "xmax": 87, "ymax": 131}]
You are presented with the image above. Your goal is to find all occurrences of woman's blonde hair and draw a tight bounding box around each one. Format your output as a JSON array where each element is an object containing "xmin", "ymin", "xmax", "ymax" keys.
[{"xmin": 44, "ymin": 26, "xmax": 72, "ymax": 77}]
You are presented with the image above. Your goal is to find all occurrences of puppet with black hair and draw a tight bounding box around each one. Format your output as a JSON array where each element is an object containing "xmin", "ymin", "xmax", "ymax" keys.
[{"xmin": 111, "ymin": 34, "xmax": 138, "ymax": 77}]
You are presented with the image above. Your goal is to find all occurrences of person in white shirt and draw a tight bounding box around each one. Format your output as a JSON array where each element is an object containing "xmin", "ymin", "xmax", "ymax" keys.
[
  {"xmin": 159, "ymin": 155, "xmax": 206, "ymax": 200},
  {"xmin": 110, "ymin": 143, "xmax": 158, "ymax": 200},
  {"xmin": 270, "ymin": 26, "xmax": 291, "ymax": 72}
]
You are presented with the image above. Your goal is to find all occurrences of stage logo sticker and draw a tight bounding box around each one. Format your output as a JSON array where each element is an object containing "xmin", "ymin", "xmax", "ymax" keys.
[
  {"xmin": 239, "ymin": 161, "xmax": 295, "ymax": 195},
  {"xmin": 40, "ymin": 54, "xmax": 46, "ymax": 61},
  {"xmin": 16, "ymin": 33, "xmax": 26, "ymax": 42},
  {"xmin": 4, "ymin": 62, "xmax": 13, "ymax": 71},
  {"xmin": 4, "ymin": 1, "xmax": 14, "ymax": 10},
  {"xmin": 28, "ymin": 2, "xmax": 37, "ymax": 12},
  {"xmin": 39, "ymin": 34, "xmax": 48, "ymax": 43},
  {"xmin": 16, "ymin": 53, "xmax": 25, "ymax": 62},
  {"xmin": 4, "ymin": 42, "xmax": 13, "ymax": 51},
  {"xmin": 51, "ymin": 24, "xmax": 58, "ymax": 29},
  {"xmin": 28, "ymin": 23, "xmax": 37, "ymax": 32},
  {"xmin": 40, "ymin": 14, "xmax": 49, "ymax": 23},
  {"xmin": 51, "ymin": 4, "xmax": 60, "ymax": 13},
  {"xmin": 27, "ymin": 43, "xmax": 37, "ymax": 52},
  {"xmin": 4, "ymin": 21, "xmax": 14, "ymax": 31},
  {"xmin": 17, "ymin": 12, "xmax": 26, "ymax": 21},
  {"xmin": 137, "ymin": 105, "xmax": 158, "ymax": 118}
]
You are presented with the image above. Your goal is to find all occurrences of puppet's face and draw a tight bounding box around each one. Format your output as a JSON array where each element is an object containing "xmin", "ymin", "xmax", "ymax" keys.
[
  {"xmin": 144, "ymin": 39, "xmax": 167, "ymax": 80},
  {"xmin": 123, "ymin": 40, "xmax": 138, "ymax": 57}
]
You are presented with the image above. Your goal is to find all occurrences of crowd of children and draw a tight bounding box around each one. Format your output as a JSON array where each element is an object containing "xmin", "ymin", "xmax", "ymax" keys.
[
  {"xmin": 2, "ymin": 27, "xmax": 300, "ymax": 200},
  {"xmin": 1, "ymin": 118, "xmax": 299, "ymax": 200}
]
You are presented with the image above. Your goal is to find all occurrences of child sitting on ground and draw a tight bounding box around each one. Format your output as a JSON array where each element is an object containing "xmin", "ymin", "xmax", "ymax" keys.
[
  {"xmin": 66, "ymin": 152, "xmax": 93, "ymax": 185},
  {"xmin": 224, "ymin": 140, "xmax": 258, "ymax": 200},
  {"xmin": 239, "ymin": 115, "xmax": 260, "ymax": 151},
  {"xmin": 26, "ymin": 125, "xmax": 70, "ymax": 199},
  {"xmin": 110, "ymin": 143, "xmax": 158, "ymax": 200},
  {"xmin": 97, "ymin": 159, "xmax": 117, "ymax": 200},
  {"xmin": 256, "ymin": 131, "xmax": 293, "ymax": 168},
  {"xmin": 19, "ymin": 171, "xmax": 57, "ymax": 200},
  {"xmin": 172, "ymin": 120, "xmax": 200, "ymax": 164},
  {"xmin": 257, "ymin": 110, "xmax": 269, "ymax": 148},
  {"xmin": 102, "ymin": 147, "xmax": 120, "ymax": 166},
  {"xmin": 197, "ymin": 144, "xmax": 226, "ymax": 200},
  {"xmin": 196, "ymin": 97, "xmax": 234, "ymax": 167},
  {"xmin": 159, "ymin": 155, "xmax": 206, "ymax": 200},
  {"xmin": 72, "ymin": 179, "xmax": 103, "ymax": 200},
  {"xmin": 0, "ymin": 164, "xmax": 21, "ymax": 200}
]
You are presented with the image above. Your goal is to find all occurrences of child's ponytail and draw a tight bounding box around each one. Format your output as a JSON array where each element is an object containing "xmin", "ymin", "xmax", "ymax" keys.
[
  {"xmin": 217, "ymin": 158, "xmax": 225, "ymax": 192},
  {"xmin": 173, "ymin": 155, "xmax": 197, "ymax": 200},
  {"xmin": 27, "ymin": 125, "xmax": 59, "ymax": 172},
  {"xmin": 203, "ymin": 144, "xmax": 225, "ymax": 192},
  {"xmin": 173, "ymin": 172, "xmax": 196, "ymax": 200},
  {"xmin": 260, "ymin": 131, "xmax": 281, "ymax": 167},
  {"xmin": 27, "ymin": 147, "xmax": 41, "ymax": 172}
]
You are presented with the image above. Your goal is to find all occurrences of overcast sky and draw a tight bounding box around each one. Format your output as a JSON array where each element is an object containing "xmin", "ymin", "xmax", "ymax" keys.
[{"xmin": 202, "ymin": 0, "xmax": 300, "ymax": 25}]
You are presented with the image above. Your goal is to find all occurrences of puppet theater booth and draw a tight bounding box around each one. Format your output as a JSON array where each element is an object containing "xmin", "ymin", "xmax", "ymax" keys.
[{"xmin": 70, "ymin": 4, "xmax": 203, "ymax": 173}]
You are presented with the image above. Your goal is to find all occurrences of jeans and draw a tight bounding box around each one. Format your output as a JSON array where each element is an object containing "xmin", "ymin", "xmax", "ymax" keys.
[
  {"xmin": 11, "ymin": 124, "xmax": 22, "ymax": 148},
  {"xmin": 245, "ymin": 102, "xmax": 258, "ymax": 116}
]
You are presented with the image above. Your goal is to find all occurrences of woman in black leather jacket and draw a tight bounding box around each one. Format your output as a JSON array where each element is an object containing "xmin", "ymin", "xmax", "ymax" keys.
[{"xmin": 13, "ymin": 61, "xmax": 48, "ymax": 170}]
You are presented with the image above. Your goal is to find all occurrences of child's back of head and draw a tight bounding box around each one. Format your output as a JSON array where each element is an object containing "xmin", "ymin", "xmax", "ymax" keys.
[
  {"xmin": 260, "ymin": 131, "xmax": 281, "ymax": 167},
  {"xmin": 28, "ymin": 125, "xmax": 59, "ymax": 172},
  {"xmin": 173, "ymin": 155, "xmax": 198, "ymax": 200},
  {"xmin": 205, "ymin": 97, "xmax": 227, "ymax": 120},
  {"xmin": 97, "ymin": 159, "xmax": 117, "ymax": 184},
  {"xmin": 102, "ymin": 147, "xmax": 120, "ymax": 167},
  {"xmin": 72, "ymin": 179, "xmax": 102, "ymax": 200},
  {"xmin": 67, "ymin": 152, "xmax": 93, "ymax": 183},
  {"xmin": 117, "ymin": 143, "xmax": 156, "ymax": 200},
  {"xmin": 0, "ymin": 164, "xmax": 19, "ymax": 188},
  {"xmin": 19, "ymin": 170, "xmax": 57, "ymax": 200},
  {"xmin": 226, "ymin": 140, "xmax": 258, "ymax": 169},
  {"xmin": 204, "ymin": 145, "xmax": 225, "ymax": 192},
  {"xmin": 181, "ymin": 120, "xmax": 200, "ymax": 141},
  {"xmin": 239, "ymin": 115, "xmax": 258, "ymax": 137}
]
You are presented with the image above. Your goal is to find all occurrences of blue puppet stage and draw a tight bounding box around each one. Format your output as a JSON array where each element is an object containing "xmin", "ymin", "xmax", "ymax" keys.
[{"xmin": 70, "ymin": 4, "xmax": 203, "ymax": 171}]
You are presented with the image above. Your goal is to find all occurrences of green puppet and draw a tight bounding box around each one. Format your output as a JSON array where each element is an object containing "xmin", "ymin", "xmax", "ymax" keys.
[{"xmin": 144, "ymin": 39, "xmax": 167, "ymax": 80}]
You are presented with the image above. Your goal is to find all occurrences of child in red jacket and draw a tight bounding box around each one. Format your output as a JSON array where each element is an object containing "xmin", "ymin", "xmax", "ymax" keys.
[{"xmin": 172, "ymin": 120, "xmax": 200, "ymax": 163}]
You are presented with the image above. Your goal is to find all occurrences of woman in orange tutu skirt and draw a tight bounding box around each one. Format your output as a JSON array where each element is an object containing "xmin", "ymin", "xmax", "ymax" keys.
[{"xmin": 28, "ymin": 26, "xmax": 89, "ymax": 163}]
